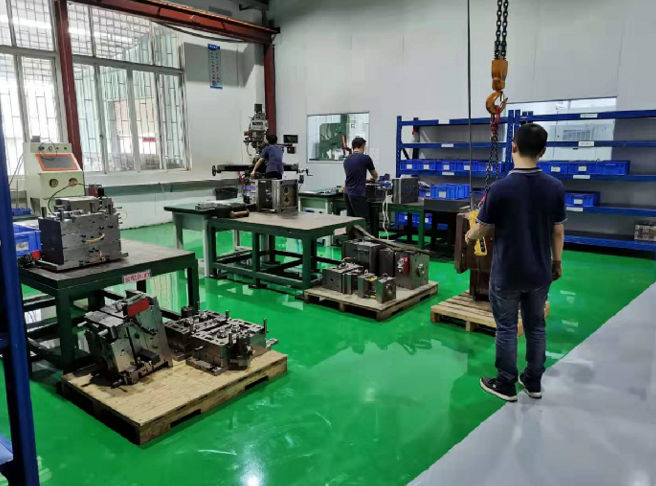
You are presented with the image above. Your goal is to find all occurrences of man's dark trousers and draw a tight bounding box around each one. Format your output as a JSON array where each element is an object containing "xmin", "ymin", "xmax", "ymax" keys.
[
  {"xmin": 489, "ymin": 283, "xmax": 549, "ymax": 387},
  {"xmin": 344, "ymin": 194, "xmax": 370, "ymax": 231}
]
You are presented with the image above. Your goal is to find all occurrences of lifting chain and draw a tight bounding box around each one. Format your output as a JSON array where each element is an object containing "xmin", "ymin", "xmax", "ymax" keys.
[{"xmin": 483, "ymin": 0, "xmax": 509, "ymax": 199}]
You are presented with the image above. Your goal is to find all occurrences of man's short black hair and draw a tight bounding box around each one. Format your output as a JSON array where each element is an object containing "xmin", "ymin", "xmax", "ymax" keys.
[
  {"xmin": 352, "ymin": 137, "xmax": 366, "ymax": 150},
  {"xmin": 514, "ymin": 123, "xmax": 548, "ymax": 158},
  {"xmin": 266, "ymin": 134, "xmax": 278, "ymax": 145}
]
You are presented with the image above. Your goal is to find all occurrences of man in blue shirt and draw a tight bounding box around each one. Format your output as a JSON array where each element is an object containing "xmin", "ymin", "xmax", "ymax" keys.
[
  {"xmin": 251, "ymin": 134, "xmax": 284, "ymax": 179},
  {"xmin": 343, "ymin": 137, "xmax": 378, "ymax": 226},
  {"xmin": 466, "ymin": 123, "xmax": 566, "ymax": 402}
]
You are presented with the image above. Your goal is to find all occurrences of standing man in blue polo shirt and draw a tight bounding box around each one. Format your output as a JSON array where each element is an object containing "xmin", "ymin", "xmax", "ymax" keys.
[
  {"xmin": 251, "ymin": 134, "xmax": 284, "ymax": 180},
  {"xmin": 466, "ymin": 123, "xmax": 566, "ymax": 402},
  {"xmin": 343, "ymin": 137, "xmax": 378, "ymax": 227}
]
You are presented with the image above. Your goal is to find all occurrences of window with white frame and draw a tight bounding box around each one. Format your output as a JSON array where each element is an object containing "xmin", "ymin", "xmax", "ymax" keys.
[
  {"xmin": 69, "ymin": 3, "xmax": 188, "ymax": 173},
  {"xmin": 0, "ymin": 0, "xmax": 60, "ymax": 177},
  {"xmin": 0, "ymin": 0, "xmax": 188, "ymax": 176}
]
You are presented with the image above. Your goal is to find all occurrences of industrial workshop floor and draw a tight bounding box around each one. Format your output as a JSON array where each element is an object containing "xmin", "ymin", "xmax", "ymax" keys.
[{"xmin": 6, "ymin": 223, "xmax": 656, "ymax": 486}]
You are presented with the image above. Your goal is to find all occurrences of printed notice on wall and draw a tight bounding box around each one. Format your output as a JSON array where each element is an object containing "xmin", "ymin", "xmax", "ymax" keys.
[{"xmin": 208, "ymin": 44, "xmax": 222, "ymax": 89}]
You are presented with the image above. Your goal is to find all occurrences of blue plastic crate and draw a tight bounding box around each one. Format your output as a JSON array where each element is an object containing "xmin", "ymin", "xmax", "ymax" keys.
[
  {"xmin": 565, "ymin": 192, "xmax": 600, "ymax": 207},
  {"xmin": 567, "ymin": 161, "xmax": 599, "ymax": 175},
  {"xmin": 471, "ymin": 160, "xmax": 489, "ymax": 172},
  {"xmin": 596, "ymin": 160, "xmax": 630, "ymax": 175},
  {"xmin": 471, "ymin": 160, "xmax": 507, "ymax": 173},
  {"xmin": 401, "ymin": 160, "xmax": 419, "ymax": 172},
  {"xmin": 11, "ymin": 207, "xmax": 31, "ymax": 216},
  {"xmin": 415, "ymin": 214, "xmax": 448, "ymax": 230},
  {"xmin": 395, "ymin": 212, "xmax": 412, "ymax": 228},
  {"xmin": 417, "ymin": 160, "xmax": 438, "ymax": 172},
  {"xmin": 439, "ymin": 160, "xmax": 464, "ymax": 172},
  {"xmin": 431, "ymin": 183, "xmax": 470, "ymax": 200},
  {"xmin": 539, "ymin": 161, "xmax": 570, "ymax": 174},
  {"xmin": 13, "ymin": 224, "xmax": 41, "ymax": 257},
  {"xmin": 419, "ymin": 187, "xmax": 431, "ymax": 199}
]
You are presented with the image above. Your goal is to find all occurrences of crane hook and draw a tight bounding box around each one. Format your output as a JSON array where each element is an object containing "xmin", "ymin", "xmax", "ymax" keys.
[{"xmin": 486, "ymin": 58, "xmax": 509, "ymax": 115}]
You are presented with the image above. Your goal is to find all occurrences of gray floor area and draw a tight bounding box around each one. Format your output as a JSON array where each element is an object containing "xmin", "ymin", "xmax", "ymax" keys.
[{"xmin": 410, "ymin": 283, "xmax": 656, "ymax": 486}]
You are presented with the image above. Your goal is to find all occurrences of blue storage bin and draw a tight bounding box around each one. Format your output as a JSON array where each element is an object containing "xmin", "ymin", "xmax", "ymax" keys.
[
  {"xmin": 565, "ymin": 192, "xmax": 600, "ymax": 207},
  {"xmin": 419, "ymin": 187, "xmax": 431, "ymax": 199},
  {"xmin": 472, "ymin": 160, "xmax": 489, "ymax": 172},
  {"xmin": 471, "ymin": 160, "xmax": 506, "ymax": 173},
  {"xmin": 439, "ymin": 160, "xmax": 464, "ymax": 172},
  {"xmin": 596, "ymin": 160, "xmax": 630, "ymax": 175},
  {"xmin": 401, "ymin": 160, "xmax": 419, "ymax": 172},
  {"xmin": 11, "ymin": 207, "xmax": 31, "ymax": 216},
  {"xmin": 567, "ymin": 161, "xmax": 599, "ymax": 175},
  {"xmin": 395, "ymin": 212, "xmax": 411, "ymax": 228},
  {"xmin": 417, "ymin": 160, "xmax": 437, "ymax": 172},
  {"xmin": 431, "ymin": 183, "xmax": 470, "ymax": 200},
  {"xmin": 13, "ymin": 224, "xmax": 41, "ymax": 257},
  {"xmin": 539, "ymin": 161, "xmax": 570, "ymax": 174}
]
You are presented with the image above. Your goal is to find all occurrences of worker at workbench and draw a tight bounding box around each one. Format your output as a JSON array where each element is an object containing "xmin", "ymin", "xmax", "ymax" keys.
[
  {"xmin": 466, "ymin": 123, "xmax": 566, "ymax": 403},
  {"xmin": 343, "ymin": 137, "xmax": 378, "ymax": 227},
  {"xmin": 251, "ymin": 134, "xmax": 284, "ymax": 180}
]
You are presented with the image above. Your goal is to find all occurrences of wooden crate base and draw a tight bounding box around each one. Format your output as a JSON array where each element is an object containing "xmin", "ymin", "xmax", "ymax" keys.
[
  {"xmin": 430, "ymin": 293, "xmax": 551, "ymax": 336},
  {"xmin": 61, "ymin": 350, "xmax": 288, "ymax": 444},
  {"xmin": 303, "ymin": 282, "xmax": 439, "ymax": 321}
]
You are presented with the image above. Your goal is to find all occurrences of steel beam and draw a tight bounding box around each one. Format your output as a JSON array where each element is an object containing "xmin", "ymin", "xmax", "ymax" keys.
[
  {"xmin": 264, "ymin": 44, "xmax": 276, "ymax": 135},
  {"xmin": 71, "ymin": 0, "xmax": 276, "ymax": 44},
  {"xmin": 54, "ymin": 0, "xmax": 83, "ymax": 168}
]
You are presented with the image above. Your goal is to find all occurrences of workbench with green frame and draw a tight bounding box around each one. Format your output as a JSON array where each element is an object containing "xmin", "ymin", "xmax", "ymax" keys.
[
  {"xmin": 332, "ymin": 199, "xmax": 431, "ymax": 249},
  {"xmin": 19, "ymin": 240, "xmax": 200, "ymax": 373},
  {"xmin": 332, "ymin": 197, "xmax": 470, "ymax": 250},
  {"xmin": 206, "ymin": 212, "xmax": 365, "ymax": 290}
]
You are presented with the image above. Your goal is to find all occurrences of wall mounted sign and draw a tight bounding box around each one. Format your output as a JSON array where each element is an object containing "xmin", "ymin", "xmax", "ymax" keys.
[{"xmin": 208, "ymin": 44, "xmax": 222, "ymax": 89}]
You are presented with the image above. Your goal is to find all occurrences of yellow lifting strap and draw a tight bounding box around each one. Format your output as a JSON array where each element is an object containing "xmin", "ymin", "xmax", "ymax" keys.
[{"xmin": 468, "ymin": 210, "xmax": 488, "ymax": 257}]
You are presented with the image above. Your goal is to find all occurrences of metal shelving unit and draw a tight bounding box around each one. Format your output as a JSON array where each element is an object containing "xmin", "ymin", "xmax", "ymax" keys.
[
  {"xmin": 0, "ymin": 108, "xmax": 41, "ymax": 484},
  {"xmin": 396, "ymin": 108, "xmax": 656, "ymax": 258}
]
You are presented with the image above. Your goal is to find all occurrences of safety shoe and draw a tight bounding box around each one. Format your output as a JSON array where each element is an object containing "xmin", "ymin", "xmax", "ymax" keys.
[
  {"xmin": 518, "ymin": 375, "xmax": 542, "ymax": 399},
  {"xmin": 480, "ymin": 377, "xmax": 517, "ymax": 402}
]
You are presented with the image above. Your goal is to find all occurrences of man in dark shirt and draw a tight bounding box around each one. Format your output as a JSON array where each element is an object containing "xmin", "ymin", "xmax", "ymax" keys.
[
  {"xmin": 251, "ymin": 134, "xmax": 284, "ymax": 180},
  {"xmin": 343, "ymin": 137, "xmax": 378, "ymax": 226},
  {"xmin": 466, "ymin": 123, "xmax": 566, "ymax": 402}
]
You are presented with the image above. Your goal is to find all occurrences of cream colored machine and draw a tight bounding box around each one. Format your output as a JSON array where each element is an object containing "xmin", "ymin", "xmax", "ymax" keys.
[{"xmin": 24, "ymin": 142, "xmax": 85, "ymax": 214}]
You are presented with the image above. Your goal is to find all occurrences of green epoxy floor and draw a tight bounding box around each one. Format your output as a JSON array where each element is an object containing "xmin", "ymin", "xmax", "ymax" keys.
[{"xmin": 6, "ymin": 223, "xmax": 656, "ymax": 486}]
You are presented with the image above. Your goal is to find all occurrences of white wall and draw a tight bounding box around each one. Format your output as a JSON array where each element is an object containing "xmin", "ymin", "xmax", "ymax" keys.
[{"xmin": 270, "ymin": 0, "xmax": 656, "ymax": 192}]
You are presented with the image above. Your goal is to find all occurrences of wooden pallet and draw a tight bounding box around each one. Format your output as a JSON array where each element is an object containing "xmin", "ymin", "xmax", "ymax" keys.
[
  {"xmin": 430, "ymin": 293, "xmax": 551, "ymax": 336},
  {"xmin": 61, "ymin": 350, "xmax": 287, "ymax": 445},
  {"xmin": 303, "ymin": 282, "xmax": 439, "ymax": 321}
]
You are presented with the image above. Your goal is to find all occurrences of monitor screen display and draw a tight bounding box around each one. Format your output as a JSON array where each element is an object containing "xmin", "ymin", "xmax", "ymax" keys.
[{"xmin": 36, "ymin": 154, "xmax": 79, "ymax": 171}]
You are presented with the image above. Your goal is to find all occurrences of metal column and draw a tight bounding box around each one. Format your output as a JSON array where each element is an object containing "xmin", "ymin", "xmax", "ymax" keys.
[
  {"xmin": 53, "ymin": 0, "xmax": 83, "ymax": 167},
  {"xmin": 0, "ymin": 100, "xmax": 40, "ymax": 485}
]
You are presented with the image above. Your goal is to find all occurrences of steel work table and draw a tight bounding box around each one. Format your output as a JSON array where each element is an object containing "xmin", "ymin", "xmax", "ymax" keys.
[
  {"xmin": 164, "ymin": 202, "xmax": 221, "ymax": 276},
  {"xmin": 19, "ymin": 240, "xmax": 200, "ymax": 372},
  {"xmin": 206, "ymin": 212, "xmax": 365, "ymax": 289},
  {"xmin": 299, "ymin": 188, "xmax": 343, "ymax": 214},
  {"xmin": 331, "ymin": 200, "xmax": 426, "ymax": 248}
]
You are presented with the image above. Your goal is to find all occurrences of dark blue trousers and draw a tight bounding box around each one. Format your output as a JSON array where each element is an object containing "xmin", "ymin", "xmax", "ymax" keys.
[{"xmin": 489, "ymin": 283, "xmax": 550, "ymax": 386}]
